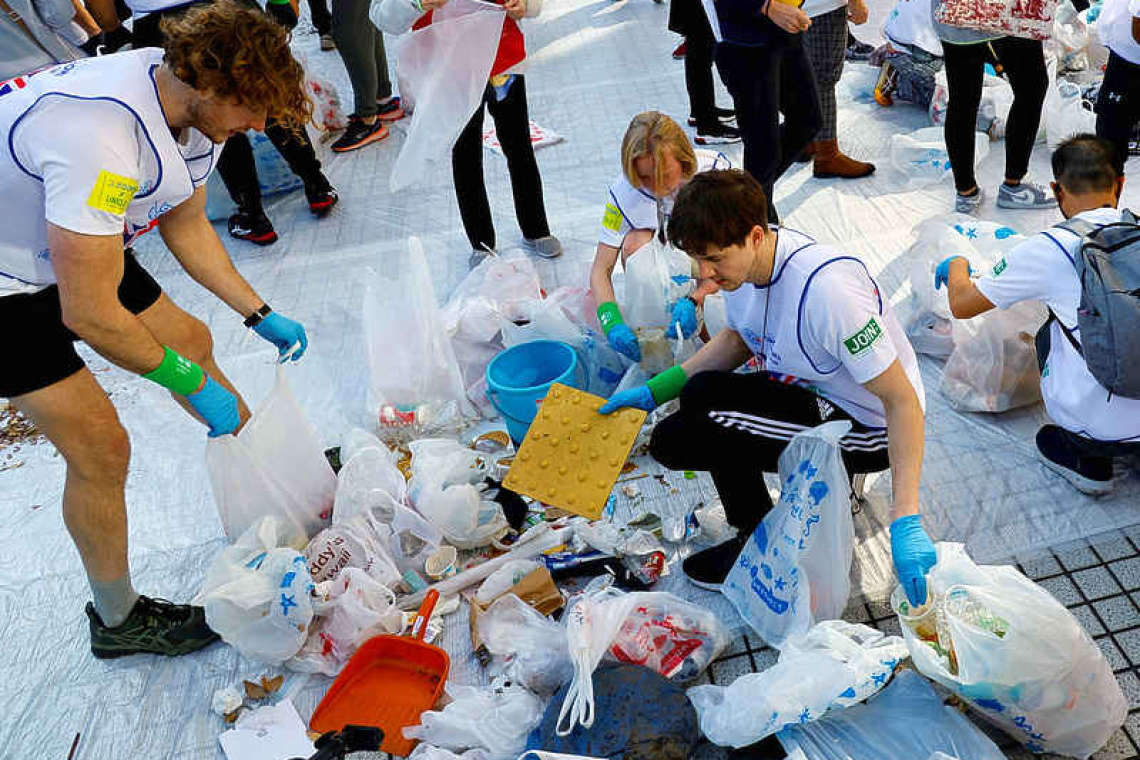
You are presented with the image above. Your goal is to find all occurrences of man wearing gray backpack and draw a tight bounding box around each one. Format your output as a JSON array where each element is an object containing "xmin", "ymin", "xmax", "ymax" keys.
[{"xmin": 936, "ymin": 135, "xmax": 1140, "ymax": 495}]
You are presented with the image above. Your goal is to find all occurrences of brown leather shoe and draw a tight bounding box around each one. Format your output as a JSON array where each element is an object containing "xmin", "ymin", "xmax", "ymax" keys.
[{"xmin": 812, "ymin": 139, "xmax": 875, "ymax": 179}]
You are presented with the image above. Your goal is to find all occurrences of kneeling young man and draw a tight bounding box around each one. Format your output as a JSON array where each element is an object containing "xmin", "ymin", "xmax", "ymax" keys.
[
  {"xmin": 939, "ymin": 135, "xmax": 1140, "ymax": 495},
  {"xmin": 601, "ymin": 169, "xmax": 935, "ymax": 606}
]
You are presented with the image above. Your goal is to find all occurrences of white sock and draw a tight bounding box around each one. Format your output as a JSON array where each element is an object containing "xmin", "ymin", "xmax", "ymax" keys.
[{"xmin": 91, "ymin": 575, "xmax": 139, "ymax": 628}]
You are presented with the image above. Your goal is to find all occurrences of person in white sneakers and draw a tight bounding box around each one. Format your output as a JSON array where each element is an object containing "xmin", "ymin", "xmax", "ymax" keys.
[
  {"xmin": 939, "ymin": 135, "xmax": 1140, "ymax": 495},
  {"xmin": 600, "ymin": 169, "xmax": 935, "ymax": 609},
  {"xmin": 0, "ymin": 2, "xmax": 310, "ymax": 658},
  {"xmin": 590, "ymin": 112, "xmax": 730, "ymax": 363}
]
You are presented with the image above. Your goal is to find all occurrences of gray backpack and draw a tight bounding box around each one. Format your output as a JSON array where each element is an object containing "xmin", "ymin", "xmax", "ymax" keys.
[{"xmin": 1043, "ymin": 209, "xmax": 1140, "ymax": 399}]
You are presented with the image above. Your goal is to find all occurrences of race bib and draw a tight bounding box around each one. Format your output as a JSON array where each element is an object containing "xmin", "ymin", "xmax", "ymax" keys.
[{"xmin": 86, "ymin": 170, "xmax": 139, "ymax": 215}]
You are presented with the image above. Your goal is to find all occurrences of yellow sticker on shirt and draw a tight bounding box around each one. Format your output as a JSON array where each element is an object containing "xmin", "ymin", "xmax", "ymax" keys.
[
  {"xmin": 602, "ymin": 203, "xmax": 623, "ymax": 232},
  {"xmin": 86, "ymin": 170, "xmax": 139, "ymax": 215}
]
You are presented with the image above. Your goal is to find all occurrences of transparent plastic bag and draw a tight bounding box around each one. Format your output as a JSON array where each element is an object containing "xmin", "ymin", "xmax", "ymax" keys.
[
  {"xmin": 942, "ymin": 300, "xmax": 1046, "ymax": 413},
  {"xmin": 387, "ymin": 0, "xmax": 507, "ymax": 191},
  {"xmin": 478, "ymin": 593, "xmax": 573, "ymax": 697},
  {"xmin": 622, "ymin": 238, "xmax": 700, "ymax": 373},
  {"xmin": 194, "ymin": 516, "xmax": 315, "ymax": 664},
  {"xmin": 777, "ymin": 670, "xmax": 1006, "ymax": 760},
  {"xmin": 332, "ymin": 428, "xmax": 408, "ymax": 525},
  {"xmin": 364, "ymin": 237, "xmax": 474, "ymax": 434},
  {"xmin": 407, "ymin": 439, "xmax": 506, "ymax": 548},
  {"xmin": 404, "ymin": 683, "xmax": 545, "ymax": 759},
  {"xmin": 894, "ymin": 543, "xmax": 1128, "ymax": 758},
  {"xmin": 687, "ymin": 621, "xmax": 908, "ymax": 748},
  {"xmin": 889, "ymin": 127, "xmax": 989, "ymax": 187},
  {"xmin": 723, "ymin": 421, "xmax": 855, "ymax": 649},
  {"xmin": 287, "ymin": 567, "xmax": 402, "ymax": 675},
  {"xmin": 206, "ymin": 366, "xmax": 335, "ymax": 542},
  {"xmin": 304, "ymin": 513, "xmax": 401, "ymax": 586}
]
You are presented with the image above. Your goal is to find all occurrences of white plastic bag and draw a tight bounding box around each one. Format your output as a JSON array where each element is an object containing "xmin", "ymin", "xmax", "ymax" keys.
[
  {"xmin": 387, "ymin": 0, "xmax": 507, "ymax": 191},
  {"xmin": 722, "ymin": 421, "xmax": 855, "ymax": 649},
  {"xmin": 896, "ymin": 543, "xmax": 1127, "ymax": 758},
  {"xmin": 557, "ymin": 583, "xmax": 730, "ymax": 735},
  {"xmin": 332, "ymin": 428, "xmax": 408, "ymax": 525},
  {"xmin": 408, "ymin": 439, "xmax": 506, "ymax": 548},
  {"xmin": 389, "ymin": 502, "xmax": 445, "ymax": 574},
  {"xmin": 364, "ymin": 237, "xmax": 474, "ymax": 431},
  {"xmin": 478, "ymin": 593, "xmax": 573, "ymax": 697},
  {"xmin": 1044, "ymin": 78, "xmax": 1097, "ymax": 149},
  {"xmin": 194, "ymin": 517, "xmax": 315, "ymax": 664},
  {"xmin": 306, "ymin": 73, "xmax": 347, "ymax": 132},
  {"xmin": 622, "ymin": 238, "xmax": 700, "ymax": 373},
  {"xmin": 929, "ymin": 71, "xmax": 1012, "ymax": 135},
  {"xmin": 404, "ymin": 683, "xmax": 545, "ymax": 759},
  {"xmin": 777, "ymin": 669, "xmax": 1006, "ymax": 760},
  {"xmin": 206, "ymin": 366, "xmax": 335, "ymax": 542},
  {"xmin": 287, "ymin": 567, "xmax": 402, "ymax": 675},
  {"xmin": 304, "ymin": 514, "xmax": 401, "ymax": 586},
  {"xmin": 942, "ymin": 299, "xmax": 1045, "ymax": 412},
  {"xmin": 687, "ymin": 620, "xmax": 908, "ymax": 748},
  {"xmin": 889, "ymin": 127, "xmax": 989, "ymax": 187}
]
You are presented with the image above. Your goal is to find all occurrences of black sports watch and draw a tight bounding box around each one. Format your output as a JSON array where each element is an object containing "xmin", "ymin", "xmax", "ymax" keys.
[{"xmin": 243, "ymin": 303, "xmax": 273, "ymax": 328}]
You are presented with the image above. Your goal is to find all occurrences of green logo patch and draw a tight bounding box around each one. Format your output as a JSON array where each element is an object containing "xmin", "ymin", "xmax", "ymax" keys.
[
  {"xmin": 843, "ymin": 318, "xmax": 883, "ymax": 357},
  {"xmin": 602, "ymin": 203, "xmax": 622, "ymax": 232},
  {"xmin": 992, "ymin": 258, "xmax": 1007, "ymax": 277}
]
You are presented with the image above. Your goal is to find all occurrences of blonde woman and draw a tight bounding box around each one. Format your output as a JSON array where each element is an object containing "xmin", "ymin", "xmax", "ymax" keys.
[{"xmin": 590, "ymin": 112, "xmax": 730, "ymax": 362}]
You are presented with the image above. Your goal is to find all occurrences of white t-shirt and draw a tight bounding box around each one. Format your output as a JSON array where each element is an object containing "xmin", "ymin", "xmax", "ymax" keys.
[
  {"xmin": 1098, "ymin": 0, "xmax": 1140, "ymax": 65},
  {"xmin": 723, "ymin": 228, "xmax": 926, "ymax": 427},
  {"xmin": 0, "ymin": 49, "xmax": 218, "ymax": 295},
  {"xmin": 802, "ymin": 0, "xmax": 846, "ymax": 20},
  {"xmin": 598, "ymin": 149, "xmax": 732, "ymax": 249},
  {"xmin": 975, "ymin": 207, "xmax": 1140, "ymax": 443},
  {"xmin": 883, "ymin": 0, "xmax": 944, "ymax": 57}
]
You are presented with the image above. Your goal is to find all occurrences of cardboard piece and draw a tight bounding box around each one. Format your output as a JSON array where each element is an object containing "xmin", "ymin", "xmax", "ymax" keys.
[{"xmin": 503, "ymin": 384, "xmax": 646, "ymax": 519}]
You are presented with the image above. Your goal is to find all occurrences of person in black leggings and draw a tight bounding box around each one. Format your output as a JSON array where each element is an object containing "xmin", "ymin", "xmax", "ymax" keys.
[
  {"xmin": 933, "ymin": 6, "xmax": 1055, "ymax": 214},
  {"xmin": 133, "ymin": 0, "xmax": 339, "ymax": 246},
  {"xmin": 668, "ymin": 0, "xmax": 740, "ymax": 145}
]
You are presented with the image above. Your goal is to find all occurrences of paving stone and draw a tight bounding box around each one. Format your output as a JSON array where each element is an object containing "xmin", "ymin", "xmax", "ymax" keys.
[
  {"xmin": 1039, "ymin": 575, "xmax": 1083, "ymax": 606},
  {"xmin": 1054, "ymin": 541, "xmax": 1101, "ymax": 571},
  {"xmin": 1070, "ymin": 604, "xmax": 1107, "ymax": 637},
  {"xmin": 1108, "ymin": 557, "xmax": 1140, "ymax": 592},
  {"xmin": 1114, "ymin": 628, "xmax": 1140, "ymax": 667},
  {"xmin": 1090, "ymin": 728, "xmax": 1140, "ymax": 760},
  {"xmin": 1093, "ymin": 596, "xmax": 1140, "ymax": 632},
  {"xmin": 718, "ymin": 635, "xmax": 749, "ymax": 658},
  {"xmin": 1124, "ymin": 712, "xmax": 1140, "ymax": 752},
  {"xmin": 751, "ymin": 646, "xmax": 778, "ymax": 672},
  {"xmin": 1073, "ymin": 566, "xmax": 1124, "ymax": 600},
  {"xmin": 1017, "ymin": 552, "xmax": 1062, "ymax": 579},
  {"xmin": 709, "ymin": 654, "xmax": 753, "ymax": 685},
  {"xmin": 1088, "ymin": 532, "xmax": 1139, "ymax": 562},
  {"xmin": 842, "ymin": 601, "xmax": 871, "ymax": 623},
  {"xmin": 1116, "ymin": 670, "xmax": 1140, "ymax": 710}
]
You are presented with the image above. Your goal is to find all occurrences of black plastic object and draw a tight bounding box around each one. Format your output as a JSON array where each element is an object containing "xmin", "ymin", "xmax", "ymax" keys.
[
  {"xmin": 483, "ymin": 478, "xmax": 529, "ymax": 531},
  {"xmin": 292, "ymin": 725, "xmax": 384, "ymax": 760},
  {"xmin": 527, "ymin": 663, "xmax": 700, "ymax": 760}
]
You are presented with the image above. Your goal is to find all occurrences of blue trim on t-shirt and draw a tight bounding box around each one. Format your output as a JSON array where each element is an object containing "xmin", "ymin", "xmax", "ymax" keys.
[{"xmin": 796, "ymin": 256, "xmax": 884, "ymax": 375}]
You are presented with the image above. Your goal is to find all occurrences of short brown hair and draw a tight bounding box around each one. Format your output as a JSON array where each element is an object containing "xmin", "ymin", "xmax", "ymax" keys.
[
  {"xmin": 161, "ymin": 0, "xmax": 311, "ymax": 129},
  {"xmin": 668, "ymin": 169, "xmax": 769, "ymax": 256},
  {"xmin": 621, "ymin": 112, "xmax": 698, "ymax": 194},
  {"xmin": 1052, "ymin": 134, "xmax": 1125, "ymax": 195}
]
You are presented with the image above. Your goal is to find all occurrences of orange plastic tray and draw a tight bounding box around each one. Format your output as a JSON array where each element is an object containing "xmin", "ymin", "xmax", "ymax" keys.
[{"xmin": 309, "ymin": 591, "xmax": 448, "ymax": 756}]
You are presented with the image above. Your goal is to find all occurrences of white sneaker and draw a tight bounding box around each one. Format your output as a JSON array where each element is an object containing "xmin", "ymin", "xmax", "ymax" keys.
[{"xmin": 523, "ymin": 235, "xmax": 563, "ymax": 259}]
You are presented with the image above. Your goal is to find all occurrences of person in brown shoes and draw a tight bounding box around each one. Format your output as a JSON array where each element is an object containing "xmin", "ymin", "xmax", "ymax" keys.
[{"xmin": 800, "ymin": 0, "xmax": 875, "ymax": 179}]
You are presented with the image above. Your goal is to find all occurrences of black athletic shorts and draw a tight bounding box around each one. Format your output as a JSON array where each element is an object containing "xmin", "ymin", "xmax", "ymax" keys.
[{"xmin": 0, "ymin": 251, "xmax": 162, "ymax": 398}]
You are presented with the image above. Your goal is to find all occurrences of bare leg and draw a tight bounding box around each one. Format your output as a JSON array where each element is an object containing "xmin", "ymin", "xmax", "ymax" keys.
[
  {"xmin": 12, "ymin": 369, "xmax": 131, "ymax": 583},
  {"xmin": 136, "ymin": 293, "xmax": 252, "ymax": 427}
]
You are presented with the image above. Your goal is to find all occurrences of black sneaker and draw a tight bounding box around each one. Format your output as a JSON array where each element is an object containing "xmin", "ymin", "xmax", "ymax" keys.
[
  {"xmin": 688, "ymin": 107, "xmax": 736, "ymax": 127},
  {"xmin": 304, "ymin": 174, "xmax": 339, "ymax": 217},
  {"xmin": 846, "ymin": 35, "xmax": 875, "ymax": 62},
  {"xmin": 331, "ymin": 116, "xmax": 389, "ymax": 153},
  {"xmin": 694, "ymin": 120, "xmax": 741, "ymax": 146},
  {"xmin": 87, "ymin": 596, "xmax": 220, "ymax": 659},
  {"xmin": 228, "ymin": 209, "xmax": 278, "ymax": 245},
  {"xmin": 1036, "ymin": 424, "xmax": 1113, "ymax": 495},
  {"xmin": 682, "ymin": 533, "xmax": 749, "ymax": 590},
  {"xmin": 375, "ymin": 97, "xmax": 406, "ymax": 122}
]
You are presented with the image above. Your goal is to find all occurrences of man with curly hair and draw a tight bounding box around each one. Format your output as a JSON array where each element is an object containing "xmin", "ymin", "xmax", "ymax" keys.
[{"xmin": 0, "ymin": 1, "xmax": 313, "ymax": 658}]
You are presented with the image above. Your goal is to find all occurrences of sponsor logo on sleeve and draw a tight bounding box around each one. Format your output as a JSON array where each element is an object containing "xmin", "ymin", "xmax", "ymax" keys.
[
  {"xmin": 843, "ymin": 317, "xmax": 883, "ymax": 357},
  {"xmin": 86, "ymin": 170, "xmax": 139, "ymax": 215},
  {"xmin": 991, "ymin": 258, "xmax": 1007, "ymax": 277},
  {"xmin": 602, "ymin": 203, "xmax": 622, "ymax": 232}
]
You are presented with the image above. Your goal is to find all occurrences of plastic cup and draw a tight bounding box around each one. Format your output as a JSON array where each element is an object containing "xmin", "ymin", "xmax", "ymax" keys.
[
  {"xmin": 892, "ymin": 584, "xmax": 938, "ymax": 643},
  {"xmin": 425, "ymin": 546, "xmax": 458, "ymax": 580}
]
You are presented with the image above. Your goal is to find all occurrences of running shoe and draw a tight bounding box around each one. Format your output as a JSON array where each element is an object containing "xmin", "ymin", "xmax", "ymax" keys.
[
  {"xmin": 996, "ymin": 180, "xmax": 1058, "ymax": 210},
  {"xmin": 1036, "ymin": 424, "xmax": 1113, "ymax": 495},
  {"xmin": 229, "ymin": 209, "xmax": 278, "ymax": 245},
  {"xmin": 672, "ymin": 41, "xmax": 687, "ymax": 59},
  {"xmin": 523, "ymin": 235, "xmax": 563, "ymax": 259},
  {"xmin": 376, "ymin": 97, "xmax": 405, "ymax": 122},
  {"xmin": 681, "ymin": 533, "xmax": 748, "ymax": 590},
  {"xmin": 331, "ymin": 117, "xmax": 389, "ymax": 153},
  {"xmin": 688, "ymin": 107, "xmax": 735, "ymax": 126},
  {"xmin": 846, "ymin": 35, "xmax": 875, "ymax": 61},
  {"xmin": 87, "ymin": 596, "xmax": 220, "ymax": 659},
  {"xmin": 955, "ymin": 188, "xmax": 984, "ymax": 215},
  {"xmin": 694, "ymin": 120, "xmax": 741, "ymax": 145},
  {"xmin": 304, "ymin": 174, "xmax": 339, "ymax": 217}
]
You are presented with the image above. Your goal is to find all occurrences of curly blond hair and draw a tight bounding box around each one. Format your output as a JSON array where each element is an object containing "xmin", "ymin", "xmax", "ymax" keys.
[
  {"xmin": 160, "ymin": 1, "xmax": 312, "ymax": 129},
  {"xmin": 620, "ymin": 112, "xmax": 698, "ymax": 195}
]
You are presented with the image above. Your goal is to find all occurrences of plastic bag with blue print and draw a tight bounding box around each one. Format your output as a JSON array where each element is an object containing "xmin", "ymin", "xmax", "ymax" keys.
[
  {"xmin": 687, "ymin": 620, "xmax": 908, "ymax": 748},
  {"xmin": 722, "ymin": 421, "xmax": 856, "ymax": 649}
]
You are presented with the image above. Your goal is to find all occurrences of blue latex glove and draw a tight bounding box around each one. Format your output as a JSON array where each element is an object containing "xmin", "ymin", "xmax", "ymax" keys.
[
  {"xmin": 890, "ymin": 515, "xmax": 937, "ymax": 606},
  {"xmin": 186, "ymin": 376, "xmax": 241, "ymax": 438},
  {"xmin": 669, "ymin": 298, "xmax": 698, "ymax": 339},
  {"xmin": 934, "ymin": 256, "xmax": 972, "ymax": 290},
  {"xmin": 599, "ymin": 385, "xmax": 657, "ymax": 415},
  {"xmin": 606, "ymin": 323, "xmax": 642, "ymax": 363},
  {"xmin": 253, "ymin": 312, "xmax": 308, "ymax": 362}
]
